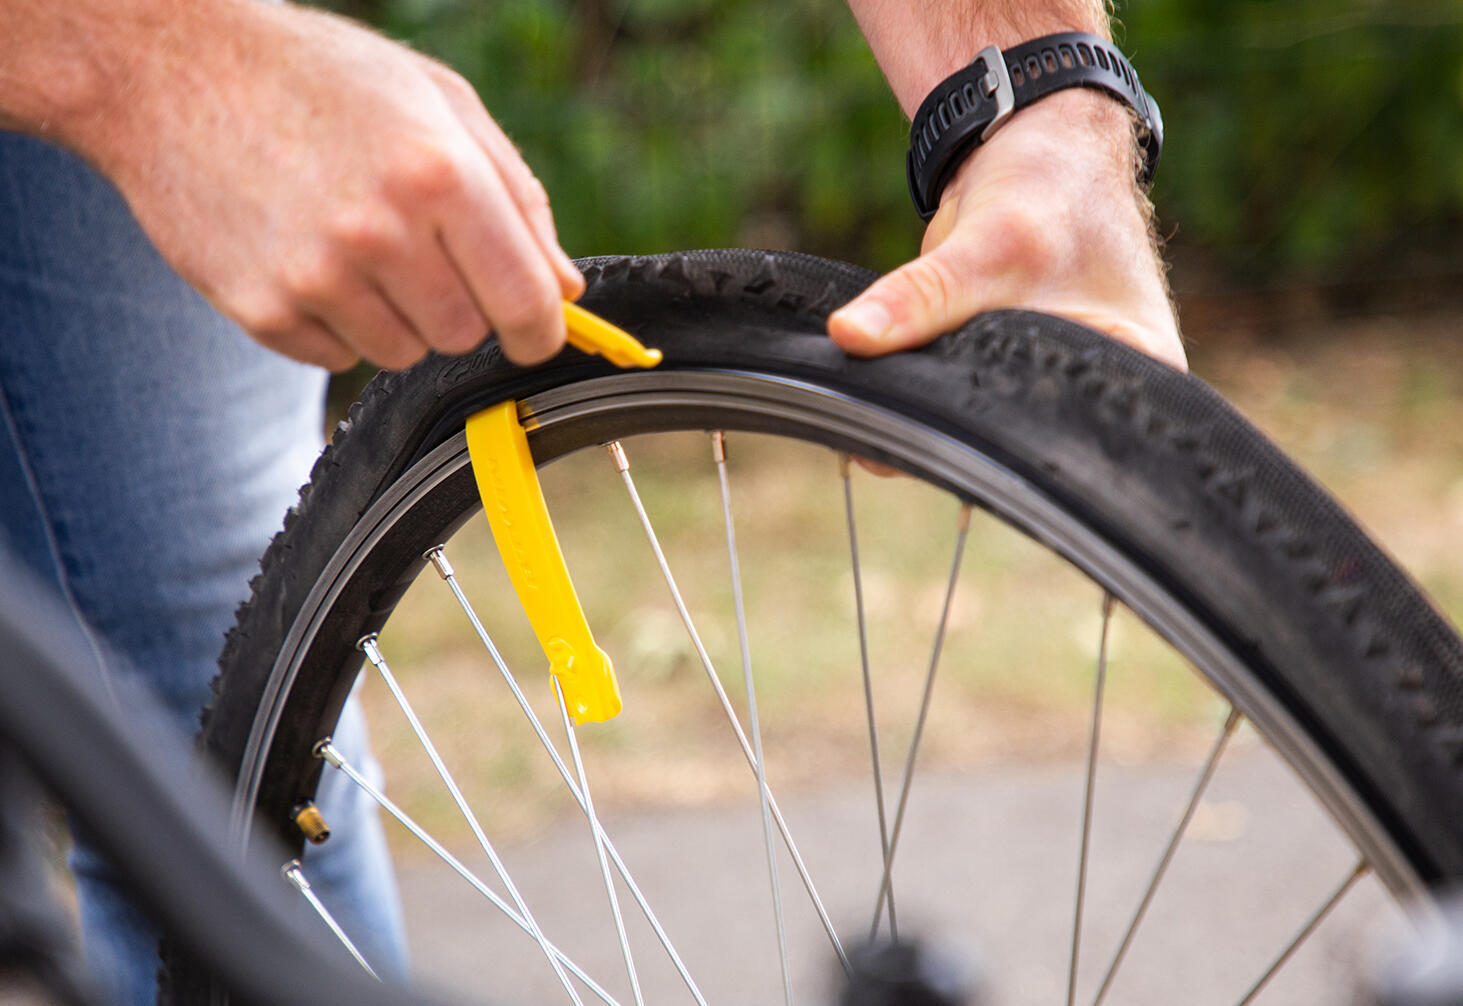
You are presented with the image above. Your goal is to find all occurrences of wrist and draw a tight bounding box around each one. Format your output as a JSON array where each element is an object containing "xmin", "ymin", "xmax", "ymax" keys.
[
  {"xmin": 926, "ymin": 91, "xmax": 1149, "ymax": 246},
  {"xmin": 945, "ymin": 92, "xmax": 1141, "ymax": 200},
  {"xmin": 985, "ymin": 88, "xmax": 1137, "ymax": 177}
]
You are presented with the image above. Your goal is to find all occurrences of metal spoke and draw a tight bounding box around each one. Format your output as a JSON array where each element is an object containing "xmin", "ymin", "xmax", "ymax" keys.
[
  {"xmin": 314, "ymin": 740, "xmax": 622, "ymax": 1006},
  {"xmin": 1067, "ymin": 593, "xmax": 1115, "ymax": 1006},
  {"xmin": 358, "ymin": 635, "xmax": 583, "ymax": 1006},
  {"xmin": 426, "ymin": 547, "xmax": 709, "ymax": 1006},
  {"xmin": 715, "ymin": 432, "xmax": 794, "ymax": 1006},
  {"xmin": 555, "ymin": 678, "xmax": 645, "ymax": 1006},
  {"xmin": 608, "ymin": 441, "xmax": 852, "ymax": 977},
  {"xmin": 1090, "ymin": 705, "xmax": 1243, "ymax": 1006},
  {"xmin": 1234, "ymin": 860, "xmax": 1369, "ymax": 1006},
  {"xmin": 841, "ymin": 455, "xmax": 897, "ymax": 942},
  {"xmin": 868, "ymin": 503, "xmax": 973, "ymax": 940},
  {"xmin": 282, "ymin": 860, "xmax": 379, "ymax": 980}
]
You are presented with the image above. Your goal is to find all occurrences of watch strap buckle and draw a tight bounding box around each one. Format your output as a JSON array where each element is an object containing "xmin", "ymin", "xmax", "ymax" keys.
[{"xmin": 975, "ymin": 45, "xmax": 1015, "ymax": 142}]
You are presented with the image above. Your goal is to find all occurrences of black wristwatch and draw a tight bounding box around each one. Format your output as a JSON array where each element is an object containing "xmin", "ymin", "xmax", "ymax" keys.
[{"xmin": 906, "ymin": 32, "xmax": 1163, "ymax": 222}]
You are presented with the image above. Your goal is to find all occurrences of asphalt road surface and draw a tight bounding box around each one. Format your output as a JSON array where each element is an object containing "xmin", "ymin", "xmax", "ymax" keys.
[{"xmin": 395, "ymin": 747, "xmax": 1406, "ymax": 1006}]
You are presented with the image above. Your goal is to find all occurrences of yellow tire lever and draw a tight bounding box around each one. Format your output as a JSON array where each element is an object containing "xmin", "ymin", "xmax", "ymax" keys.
[
  {"xmin": 563, "ymin": 301, "xmax": 663, "ymax": 368},
  {"xmin": 464, "ymin": 303, "xmax": 660, "ymax": 724}
]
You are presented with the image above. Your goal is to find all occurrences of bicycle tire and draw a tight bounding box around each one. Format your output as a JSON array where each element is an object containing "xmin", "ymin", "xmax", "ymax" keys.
[{"xmin": 174, "ymin": 249, "xmax": 1463, "ymax": 1002}]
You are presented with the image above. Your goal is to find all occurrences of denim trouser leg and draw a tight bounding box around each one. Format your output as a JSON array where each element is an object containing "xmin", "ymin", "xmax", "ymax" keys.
[{"xmin": 0, "ymin": 133, "xmax": 406, "ymax": 1003}]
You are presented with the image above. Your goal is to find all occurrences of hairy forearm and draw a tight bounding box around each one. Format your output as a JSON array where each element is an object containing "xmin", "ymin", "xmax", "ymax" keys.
[
  {"xmin": 0, "ymin": 0, "xmax": 152, "ymax": 150},
  {"xmin": 0, "ymin": 0, "xmax": 240, "ymax": 177},
  {"xmin": 0, "ymin": 0, "xmax": 287, "ymax": 180},
  {"xmin": 844, "ymin": 0, "xmax": 1110, "ymax": 116}
]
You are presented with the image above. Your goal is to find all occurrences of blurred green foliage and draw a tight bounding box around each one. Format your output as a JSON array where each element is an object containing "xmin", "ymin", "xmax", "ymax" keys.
[
  {"xmin": 324, "ymin": 0, "xmax": 1463, "ymax": 284},
  {"xmin": 1125, "ymin": 1, "xmax": 1463, "ymax": 283}
]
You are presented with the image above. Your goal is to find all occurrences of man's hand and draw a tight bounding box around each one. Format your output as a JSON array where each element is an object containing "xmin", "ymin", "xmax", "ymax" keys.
[
  {"xmin": 2, "ymin": 0, "xmax": 581, "ymax": 371},
  {"xmin": 834, "ymin": 1, "xmax": 1186, "ymax": 371},
  {"xmin": 829, "ymin": 91, "xmax": 1185, "ymax": 370}
]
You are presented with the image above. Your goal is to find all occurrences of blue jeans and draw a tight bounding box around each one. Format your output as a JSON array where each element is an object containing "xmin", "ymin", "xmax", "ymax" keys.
[{"xmin": 0, "ymin": 133, "xmax": 406, "ymax": 1002}]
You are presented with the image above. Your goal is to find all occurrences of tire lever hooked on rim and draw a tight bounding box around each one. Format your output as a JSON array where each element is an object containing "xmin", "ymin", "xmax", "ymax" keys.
[{"xmin": 463, "ymin": 304, "xmax": 659, "ymax": 723}]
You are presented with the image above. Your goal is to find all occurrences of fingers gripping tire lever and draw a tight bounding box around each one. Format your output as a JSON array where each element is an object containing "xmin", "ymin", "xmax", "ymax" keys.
[{"xmin": 463, "ymin": 303, "xmax": 660, "ymax": 723}]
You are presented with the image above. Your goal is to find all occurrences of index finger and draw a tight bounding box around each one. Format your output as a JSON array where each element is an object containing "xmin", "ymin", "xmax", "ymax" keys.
[{"xmin": 437, "ymin": 148, "xmax": 568, "ymax": 366}]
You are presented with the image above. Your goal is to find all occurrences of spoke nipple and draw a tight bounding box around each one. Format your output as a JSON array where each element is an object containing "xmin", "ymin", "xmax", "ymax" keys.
[
  {"xmin": 313, "ymin": 738, "xmax": 341, "ymax": 767},
  {"xmin": 1101, "ymin": 592, "xmax": 1117, "ymax": 618},
  {"xmin": 606, "ymin": 440, "xmax": 630, "ymax": 473},
  {"xmin": 711, "ymin": 430, "xmax": 727, "ymax": 464},
  {"xmin": 956, "ymin": 503, "xmax": 973, "ymax": 532},
  {"xmin": 1224, "ymin": 707, "xmax": 1243, "ymax": 732},
  {"xmin": 424, "ymin": 546, "xmax": 455, "ymax": 580},
  {"xmin": 281, "ymin": 860, "xmax": 308, "ymax": 887},
  {"xmin": 356, "ymin": 632, "xmax": 381, "ymax": 656},
  {"xmin": 838, "ymin": 453, "xmax": 852, "ymax": 479},
  {"xmin": 292, "ymin": 801, "xmax": 332, "ymax": 845}
]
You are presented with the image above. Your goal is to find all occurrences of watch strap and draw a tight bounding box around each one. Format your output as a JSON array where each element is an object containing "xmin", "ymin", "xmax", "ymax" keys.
[{"xmin": 906, "ymin": 32, "xmax": 1164, "ymax": 222}]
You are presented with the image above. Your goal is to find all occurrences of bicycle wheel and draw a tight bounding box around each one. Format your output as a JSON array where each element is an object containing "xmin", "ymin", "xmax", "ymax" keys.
[{"xmin": 176, "ymin": 250, "xmax": 1463, "ymax": 1005}]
